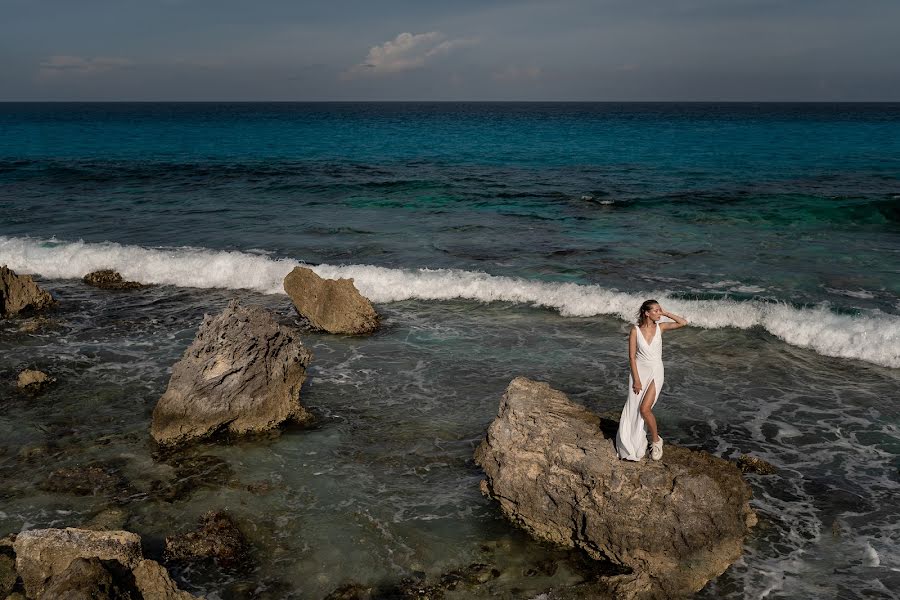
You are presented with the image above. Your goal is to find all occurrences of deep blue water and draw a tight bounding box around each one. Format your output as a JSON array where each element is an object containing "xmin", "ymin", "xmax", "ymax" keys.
[{"xmin": 1, "ymin": 103, "xmax": 899, "ymax": 599}]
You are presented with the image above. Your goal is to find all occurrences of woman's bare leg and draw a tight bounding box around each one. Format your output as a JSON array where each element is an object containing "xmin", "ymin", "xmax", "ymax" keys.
[{"xmin": 639, "ymin": 381, "xmax": 659, "ymax": 443}]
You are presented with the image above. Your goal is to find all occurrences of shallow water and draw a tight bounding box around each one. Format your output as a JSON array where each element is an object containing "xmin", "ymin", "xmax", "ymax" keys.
[
  {"xmin": 2, "ymin": 102, "xmax": 900, "ymax": 598},
  {"xmin": 1, "ymin": 279, "xmax": 898, "ymax": 598}
]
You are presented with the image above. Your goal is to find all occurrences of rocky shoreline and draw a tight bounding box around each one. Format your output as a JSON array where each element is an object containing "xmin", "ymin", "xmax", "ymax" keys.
[{"xmin": 0, "ymin": 265, "xmax": 764, "ymax": 599}]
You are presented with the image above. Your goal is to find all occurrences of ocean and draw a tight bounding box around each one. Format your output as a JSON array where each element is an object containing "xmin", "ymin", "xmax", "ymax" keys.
[{"xmin": 1, "ymin": 102, "xmax": 898, "ymax": 598}]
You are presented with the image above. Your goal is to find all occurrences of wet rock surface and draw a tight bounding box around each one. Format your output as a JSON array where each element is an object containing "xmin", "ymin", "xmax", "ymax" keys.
[
  {"xmin": 83, "ymin": 270, "xmax": 149, "ymax": 291},
  {"xmin": 737, "ymin": 454, "xmax": 777, "ymax": 475},
  {"xmin": 40, "ymin": 465, "xmax": 131, "ymax": 498},
  {"xmin": 283, "ymin": 266, "xmax": 379, "ymax": 335},
  {"xmin": 13, "ymin": 528, "xmax": 142, "ymax": 598},
  {"xmin": 15, "ymin": 369, "xmax": 55, "ymax": 391},
  {"xmin": 151, "ymin": 300, "xmax": 313, "ymax": 448},
  {"xmin": 150, "ymin": 454, "xmax": 237, "ymax": 503},
  {"xmin": 40, "ymin": 557, "xmax": 136, "ymax": 600},
  {"xmin": 10, "ymin": 528, "xmax": 198, "ymax": 599},
  {"xmin": 474, "ymin": 377, "xmax": 757, "ymax": 600},
  {"xmin": 0, "ymin": 266, "xmax": 55, "ymax": 318},
  {"xmin": 0, "ymin": 551, "xmax": 16, "ymax": 597},
  {"xmin": 164, "ymin": 511, "xmax": 248, "ymax": 568}
]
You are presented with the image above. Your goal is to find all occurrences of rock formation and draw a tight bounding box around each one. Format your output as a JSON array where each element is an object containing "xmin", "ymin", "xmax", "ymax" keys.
[
  {"xmin": 9, "ymin": 528, "xmax": 198, "ymax": 599},
  {"xmin": 151, "ymin": 300, "xmax": 313, "ymax": 447},
  {"xmin": 737, "ymin": 454, "xmax": 777, "ymax": 475},
  {"xmin": 83, "ymin": 270, "xmax": 148, "ymax": 290},
  {"xmin": 164, "ymin": 511, "xmax": 248, "ymax": 567},
  {"xmin": 474, "ymin": 377, "xmax": 757, "ymax": 600},
  {"xmin": 283, "ymin": 266, "xmax": 379, "ymax": 335},
  {"xmin": 16, "ymin": 369, "xmax": 55, "ymax": 391},
  {"xmin": 13, "ymin": 528, "xmax": 141, "ymax": 597},
  {"xmin": 0, "ymin": 266, "xmax": 54, "ymax": 318}
]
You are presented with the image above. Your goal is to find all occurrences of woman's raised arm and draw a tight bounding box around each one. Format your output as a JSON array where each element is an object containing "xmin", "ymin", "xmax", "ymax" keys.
[{"xmin": 659, "ymin": 308, "xmax": 688, "ymax": 331}]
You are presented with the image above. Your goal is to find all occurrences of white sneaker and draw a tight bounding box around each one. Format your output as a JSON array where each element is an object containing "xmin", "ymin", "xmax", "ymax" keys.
[{"xmin": 650, "ymin": 437, "xmax": 664, "ymax": 461}]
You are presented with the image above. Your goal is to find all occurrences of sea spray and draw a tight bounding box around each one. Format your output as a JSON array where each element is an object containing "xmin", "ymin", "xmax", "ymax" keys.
[{"xmin": 2, "ymin": 235, "xmax": 898, "ymax": 368}]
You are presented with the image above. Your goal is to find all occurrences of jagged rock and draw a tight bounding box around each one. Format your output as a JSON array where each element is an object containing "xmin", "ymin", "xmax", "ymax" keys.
[
  {"xmin": 18, "ymin": 317, "xmax": 53, "ymax": 333},
  {"xmin": 150, "ymin": 301, "xmax": 313, "ymax": 448},
  {"xmin": 40, "ymin": 465, "xmax": 130, "ymax": 498},
  {"xmin": 132, "ymin": 559, "xmax": 197, "ymax": 600},
  {"xmin": 737, "ymin": 454, "xmax": 777, "ymax": 475},
  {"xmin": 283, "ymin": 266, "xmax": 379, "ymax": 335},
  {"xmin": 83, "ymin": 270, "xmax": 148, "ymax": 291},
  {"xmin": 164, "ymin": 511, "xmax": 247, "ymax": 567},
  {"xmin": 0, "ymin": 266, "xmax": 55, "ymax": 318},
  {"xmin": 16, "ymin": 369, "xmax": 55, "ymax": 390},
  {"xmin": 13, "ymin": 528, "xmax": 142, "ymax": 598},
  {"xmin": 12, "ymin": 528, "xmax": 198, "ymax": 599},
  {"xmin": 39, "ymin": 557, "xmax": 133, "ymax": 599},
  {"xmin": 474, "ymin": 377, "xmax": 757, "ymax": 600}
]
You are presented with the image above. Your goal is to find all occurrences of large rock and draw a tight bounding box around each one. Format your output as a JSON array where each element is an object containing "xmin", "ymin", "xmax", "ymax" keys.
[
  {"xmin": 39, "ymin": 557, "xmax": 128, "ymax": 600},
  {"xmin": 132, "ymin": 559, "xmax": 197, "ymax": 600},
  {"xmin": 13, "ymin": 528, "xmax": 141, "ymax": 598},
  {"xmin": 474, "ymin": 378, "xmax": 757, "ymax": 600},
  {"xmin": 0, "ymin": 266, "xmax": 55, "ymax": 318},
  {"xmin": 283, "ymin": 267, "xmax": 379, "ymax": 335},
  {"xmin": 12, "ymin": 528, "xmax": 198, "ymax": 600},
  {"xmin": 151, "ymin": 300, "xmax": 313, "ymax": 447}
]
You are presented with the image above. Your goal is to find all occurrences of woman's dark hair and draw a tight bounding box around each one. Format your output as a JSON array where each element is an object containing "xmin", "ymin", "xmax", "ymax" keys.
[{"xmin": 636, "ymin": 299, "xmax": 659, "ymax": 326}]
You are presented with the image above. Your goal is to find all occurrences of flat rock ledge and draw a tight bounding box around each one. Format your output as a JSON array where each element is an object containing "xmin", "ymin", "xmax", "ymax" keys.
[
  {"xmin": 83, "ymin": 269, "xmax": 149, "ymax": 290},
  {"xmin": 151, "ymin": 300, "xmax": 313, "ymax": 448},
  {"xmin": 474, "ymin": 377, "xmax": 757, "ymax": 600},
  {"xmin": 283, "ymin": 266, "xmax": 379, "ymax": 335},
  {"xmin": 0, "ymin": 266, "xmax": 55, "ymax": 318},
  {"xmin": 10, "ymin": 527, "xmax": 198, "ymax": 599}
]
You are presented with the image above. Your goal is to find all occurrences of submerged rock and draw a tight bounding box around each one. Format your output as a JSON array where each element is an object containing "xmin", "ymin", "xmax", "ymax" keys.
[
  {"xmin": 16, "ymin": 369, "xmax": 55, "ymax": 390},
  {"xmin": 151, "ymin": 300, "xmax": 313, "ymax": 448},
  {"xmin": 164, "ymin": 511, "xmax": 248, "ymax": 567},
  {"xmin": 474, "ymin": 377, "xmax": 757, "ymax": 600},
  {"xmin": 283, "ymin": 266, "xmax": 379, "ymax": 335},
  {"xmin": 12, "ymin": 527, "xmax": 197, "ymax": 599},
  {"xmin": 40, "ymin": 465, "xmax": 130, "ymax": 498},
  {"xmin": 737, "ymin": 454, "xmax": 777, "ymax": 475},
  {"xmin": 83, "ymin": 270, "xmax": 149, "ymax": 290},
  {"xmin": 151, "ymin": 454, "xmax": 237, "ymax": 503},
  {"xmin": 0, "ymin": 266, "xmax": 55, "ymax": 318}
]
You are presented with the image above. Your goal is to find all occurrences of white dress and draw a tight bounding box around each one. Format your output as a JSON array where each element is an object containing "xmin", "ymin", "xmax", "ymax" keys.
[{"xmin": 615, "ymin": 323, "xmax": 664, "ymax": 461}]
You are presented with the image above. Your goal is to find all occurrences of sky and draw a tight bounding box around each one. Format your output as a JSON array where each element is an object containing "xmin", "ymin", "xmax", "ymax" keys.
[{"xmin": 2, "ymin": 0, "xmax": 899, "ymax": 101}]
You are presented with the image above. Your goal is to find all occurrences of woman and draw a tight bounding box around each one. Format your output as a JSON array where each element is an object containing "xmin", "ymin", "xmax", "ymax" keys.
[{"xmin": 615, "ymin": 300, "xmax": 687, "ymax": 461}]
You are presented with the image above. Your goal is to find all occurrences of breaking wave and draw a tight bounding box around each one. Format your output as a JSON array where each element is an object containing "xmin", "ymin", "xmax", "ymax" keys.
[{"xmin": 2, "ymin": 235, "xmax": 898, "ymax": 368}]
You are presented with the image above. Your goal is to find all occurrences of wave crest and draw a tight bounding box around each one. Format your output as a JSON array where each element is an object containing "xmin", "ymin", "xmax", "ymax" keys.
[{"xmin": 2, "ymin": 235, "xmax": 898, "ymax": 368}]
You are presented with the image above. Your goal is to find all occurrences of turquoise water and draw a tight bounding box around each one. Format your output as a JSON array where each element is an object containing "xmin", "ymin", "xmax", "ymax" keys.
[{"xmin": 1, "ymin": 103, "xmax": 899, "ymax": 598}]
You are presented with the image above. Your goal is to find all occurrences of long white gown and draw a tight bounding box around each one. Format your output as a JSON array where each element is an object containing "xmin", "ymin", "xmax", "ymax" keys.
[{"xmin": 616, "ymin": 323, "xmax": 664, "ymax": 461}]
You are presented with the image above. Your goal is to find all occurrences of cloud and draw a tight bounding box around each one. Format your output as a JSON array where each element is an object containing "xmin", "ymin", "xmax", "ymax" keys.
[
  {"xmin": 493, "ymin": 65, "xmax": 543, "ymax": 83},
  {"xmin": 346, "ymin": 32, "xmax": 476, "ymax": 77},
  {"xmin": 38, "ymin": 55, "xmax": 134, "ymax": 77}
]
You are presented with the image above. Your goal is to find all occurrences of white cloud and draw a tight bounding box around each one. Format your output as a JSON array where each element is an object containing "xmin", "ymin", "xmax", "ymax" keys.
[
  {"xmin": 346, "ymin": 32, "xmax": 476, "ymax": 77},
  {"xmin": 38, "ymin": 55, "xmax": 134, "ymax": 77},
  {"xmin": 493, "ymin": 65, "xmax": 542, "ymax": 83}
]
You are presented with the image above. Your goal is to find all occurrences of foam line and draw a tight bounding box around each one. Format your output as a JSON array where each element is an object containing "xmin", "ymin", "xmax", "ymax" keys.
[{"xmin": 2, "ymin": 235, "xmax": 898, "ymax": 368}]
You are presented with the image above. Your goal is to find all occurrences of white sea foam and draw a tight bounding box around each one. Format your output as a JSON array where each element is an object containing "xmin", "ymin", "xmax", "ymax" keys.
[{"xmin": 2, "ymin": 235, "xmax": 899, "ymax": 368}]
